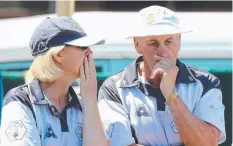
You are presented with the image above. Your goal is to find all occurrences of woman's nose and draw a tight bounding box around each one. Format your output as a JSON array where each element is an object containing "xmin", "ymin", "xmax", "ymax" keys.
[{"xmin": 86, "ymin": 48, "xmax": 93, "ymax": 54}]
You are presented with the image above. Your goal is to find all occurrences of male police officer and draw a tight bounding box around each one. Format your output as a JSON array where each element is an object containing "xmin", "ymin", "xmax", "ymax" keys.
[{"xmin": 98, "ymin": 5, "xmax": 226, "ymax": 146}]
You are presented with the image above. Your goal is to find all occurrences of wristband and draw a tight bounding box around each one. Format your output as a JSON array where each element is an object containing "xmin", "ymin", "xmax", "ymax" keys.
[{"xmin": 165, "ymin": 90, "xmax": 178, "ymax": 106}]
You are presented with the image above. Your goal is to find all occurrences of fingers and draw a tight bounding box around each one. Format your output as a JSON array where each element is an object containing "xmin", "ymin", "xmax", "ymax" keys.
[
  {"xmin": 152, "ymin": 51, "xmax": 176, "ymax": 74},
  {"xmin": 153, "ymin": 51, "xmax": 176, "ymax": 66},
  {"xmin": 84, "ymin": 56, "xmax": 90, "ymax": 79},
  {"xmin": 80, "ymin": 64, "xmax": 85, "ymax": 80},
  {"xmin": 166, "ymin": 51, "xmax": 176, "ymax": 64},
  {"xmin": 153, "ymin": 61, "xmax": 169, "ymax": 70},
  {"xmin": 153, "ymin": 54, "xmax": 166, "ymax": 62},
  {"xmin": 150, "ymin": 68, "xmax": 164, "ymax": 86},
  {"xmin": 151, "ymin": 68, "xmax": 164, "ymax": 79},
  {"xmin": 80, "ymin": 54, "xmax": 97, "ymax": 100},
  {"xmin": 82, "ymin": 54, "xmax": 96, "ymax": 81},
  {"xmin": 84, "ymin": 57, "xmax": 89, "ymax": 74},
  {"xmin": 87, "ymin": 54, "xmax": 96, "ymax": 78}
]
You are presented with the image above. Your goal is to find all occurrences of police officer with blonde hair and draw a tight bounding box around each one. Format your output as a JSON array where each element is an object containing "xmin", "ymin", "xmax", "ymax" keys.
[
  {"xmin": 1, "ymin": 17, "xmax": 109, "ymax": 146},
  {"xmin": 98, "ymin": 5, "xmax": 226, "ymax": 146}
]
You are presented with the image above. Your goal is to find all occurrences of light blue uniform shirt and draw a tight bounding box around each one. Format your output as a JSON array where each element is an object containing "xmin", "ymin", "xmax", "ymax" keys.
[
  {"xmin": 98, "ymin": 56, "xmax": 226, "ymax": 146},
  {"xmin": 0, "ymin": 79, "xmax": 84, "ymax": 146}
]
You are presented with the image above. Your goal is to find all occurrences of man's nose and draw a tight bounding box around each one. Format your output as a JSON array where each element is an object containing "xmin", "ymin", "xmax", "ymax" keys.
[{"xmin": 157, "ymin": 46, "xmax": 169, "ymax": 58}]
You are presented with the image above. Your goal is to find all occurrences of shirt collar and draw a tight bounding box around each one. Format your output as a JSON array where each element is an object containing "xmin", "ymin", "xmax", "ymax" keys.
[
  {"xmin": 27, "ymin": 78, "xmax": 81, "ymax": 110},
  {"xmin": 119, "ymin": 56, "xmax": 197, "ymax": 88}
]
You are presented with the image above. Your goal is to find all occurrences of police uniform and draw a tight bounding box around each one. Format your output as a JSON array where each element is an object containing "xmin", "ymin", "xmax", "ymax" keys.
[
  {"xmin": 98, "ymin": 56, "xmax": 226, "ymax": 146},
  {"xmin": 0, "ymin": 79, "xmax": 84, "ymax": 146}
]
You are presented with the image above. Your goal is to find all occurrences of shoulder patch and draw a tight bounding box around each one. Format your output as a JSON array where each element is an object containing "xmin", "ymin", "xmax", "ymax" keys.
[{"xmin": 5, "ymin": 120, "xmax": 27, "ymax": 141}]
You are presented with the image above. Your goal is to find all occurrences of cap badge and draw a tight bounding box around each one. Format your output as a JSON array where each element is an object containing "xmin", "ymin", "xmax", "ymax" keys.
[{"xmin": 146, "ymin": 13, "xmax": 156, "ymax": 24}]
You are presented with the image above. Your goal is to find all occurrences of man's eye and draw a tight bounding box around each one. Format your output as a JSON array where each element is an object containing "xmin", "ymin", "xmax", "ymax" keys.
[
  {"xmin": 149, "ymin": 42, "xmax": 159, "ymax": 47},
  {"xmin": 165, "ymin": 40, "xmax": 173, "ymax": 45}
]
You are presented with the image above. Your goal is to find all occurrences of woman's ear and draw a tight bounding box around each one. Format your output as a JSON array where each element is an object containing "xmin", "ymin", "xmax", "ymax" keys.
[
  {"xmin": 133, "ymin": 37, "xmax": 142, "ymax": 54},
  {"xmin": 52, "ymin": 50, "xmax": 63, "ymax": 64}
]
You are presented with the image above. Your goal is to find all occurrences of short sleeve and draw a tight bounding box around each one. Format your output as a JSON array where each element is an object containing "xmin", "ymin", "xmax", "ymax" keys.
[
  {"xmin": 0, "ymin": 94, "xmax": 41, "ymax": 146},
  {"xmin": 193, "ymin": 88, "xmax": 226, "ymax": 144},
  {"xmin": 98, "ymin": 79, "xmax": 135, "ymax": 146}
]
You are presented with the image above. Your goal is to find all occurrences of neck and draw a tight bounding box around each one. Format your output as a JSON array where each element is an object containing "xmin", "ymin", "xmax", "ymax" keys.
[{"xmin": 41, "ymin": 74, "xmax": 76, "ymax": 112}]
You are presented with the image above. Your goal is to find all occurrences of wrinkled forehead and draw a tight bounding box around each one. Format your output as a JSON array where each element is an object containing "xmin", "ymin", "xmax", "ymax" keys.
[{"xmin": 139, "ymin": 34, "xmax": 180, "ymax": 42}]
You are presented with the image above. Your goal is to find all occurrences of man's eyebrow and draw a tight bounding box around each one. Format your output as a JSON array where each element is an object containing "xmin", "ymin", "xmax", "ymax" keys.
[
  {"xmin": 165, "ymin": 37, "xmax": 173, "ymax": 41},
  {"xmin": 148, "ymin": 37, "xmax": 174, "ymax": 42},
  {"xmin": 148, "ymin": 39, "xmax": 159, "ymax": 42}
]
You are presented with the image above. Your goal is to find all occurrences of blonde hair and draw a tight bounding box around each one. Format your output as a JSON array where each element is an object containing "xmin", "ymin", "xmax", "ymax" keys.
[{"xmin": 25, "ymin": 46, "xmax": 65, "ymax": 83}]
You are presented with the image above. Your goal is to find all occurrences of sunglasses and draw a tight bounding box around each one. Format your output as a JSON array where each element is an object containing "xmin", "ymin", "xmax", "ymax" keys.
[
  {"xmin": 65, "ymin": 44, "xmax": 89, "ymax": 50},
  {"xmin": 78, "ymin": 46, "xmax": 89, "ymax": 50}
]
